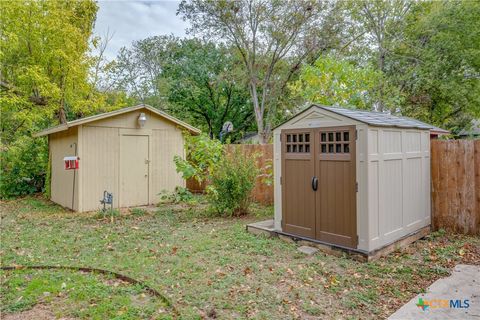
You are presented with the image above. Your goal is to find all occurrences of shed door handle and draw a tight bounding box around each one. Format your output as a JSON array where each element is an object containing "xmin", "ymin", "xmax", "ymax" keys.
[{"xmin": 311, "ymin": 177, "xmax": 318, "ymax": 191}]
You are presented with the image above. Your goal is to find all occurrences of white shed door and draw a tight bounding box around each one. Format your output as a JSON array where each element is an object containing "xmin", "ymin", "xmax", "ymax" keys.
[{"xmin": 120, "ymin": 135, "xmax": 149, "ymax": 207}]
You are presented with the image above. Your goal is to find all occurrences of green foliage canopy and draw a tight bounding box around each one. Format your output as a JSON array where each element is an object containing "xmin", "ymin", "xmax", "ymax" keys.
[
  {"xmin": 161, "ymin": 39, "xmax": 254, "ymax": 139},
  {"xmin": 388, "ymin": 0, "xmax": 480, "ymax": 133},
  {"xmin": 178, "ymin": 0, "xmax": 343, "ymax": 143},
  {"xmin": 0, "ymin": 0, "xmax": 126, "ymax": 197},
  {"xmin": 111, "ymin": 37, "xmax": 255, "ymax": 140},
  {"xmin": 289, "ymin": 55, "xmax": 380, "ymax": 110},
  {"xmin": 1, "ymin": 0, "xmax": 98, "ymax": 125}
]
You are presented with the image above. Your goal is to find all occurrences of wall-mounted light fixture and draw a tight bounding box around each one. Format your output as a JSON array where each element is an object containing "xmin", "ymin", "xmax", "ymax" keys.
[{"xmin": 138, "ymin": 112, "xmax": 147, "ymax": 127}]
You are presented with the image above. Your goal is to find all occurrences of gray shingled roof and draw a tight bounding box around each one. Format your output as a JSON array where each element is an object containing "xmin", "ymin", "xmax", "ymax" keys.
[
  {"xmin": 318, "ymin": 105, "xmax": 434, "ymax": 130},
  {"xmin": 458, "ymin": 119, "xmax": 480, "ymax": 136}
]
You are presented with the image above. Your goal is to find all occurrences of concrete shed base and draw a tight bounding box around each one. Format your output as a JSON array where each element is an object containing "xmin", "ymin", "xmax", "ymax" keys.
[{"xmin": 246, "ymin": 220, "xmax": 431, "ymax": 262}]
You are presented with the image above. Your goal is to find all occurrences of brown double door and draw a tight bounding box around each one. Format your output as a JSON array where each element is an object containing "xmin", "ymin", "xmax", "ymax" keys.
[{"xmin": 281, "ymin": 126, "xmax": 357, "ymax": 248}]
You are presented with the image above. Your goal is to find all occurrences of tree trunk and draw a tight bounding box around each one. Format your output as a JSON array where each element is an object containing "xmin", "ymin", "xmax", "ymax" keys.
[
  {"xmin": 250, "ymin": 81, "xmax": 268, "ymax": 144},
  {"xmin": 58, "ymin": 107, "xmax": 67, "ymax": 124},
  {"xmin": 377, "ymin": 47, "xmax": 386, "ymax": 112},
  {"xmin": 58, "ymin": 72, "xmax": 68, "ymax": 124}
]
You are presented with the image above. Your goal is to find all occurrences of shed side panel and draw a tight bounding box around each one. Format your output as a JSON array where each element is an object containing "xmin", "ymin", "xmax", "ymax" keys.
[
  {"xmin": 81, "ymin": 126, "xmax": 120, "ymax": 211},
  {"xmin": 367, "ymin": 127, "xmax": 430, "ymax": 251},
  {"xmin": 356, "ymin": 124, "xmax": 369, "ymax": 251},
  {"xmin": 273, "ymin": 132, "xmax": 282, "ymax": 230},
  {"xmin": 150, "ymin": 128, "xmax": 185, "ymax": 203},
  {"xmin": 50, "ymin": 128, "xmax": 78, "ymax": 210}
]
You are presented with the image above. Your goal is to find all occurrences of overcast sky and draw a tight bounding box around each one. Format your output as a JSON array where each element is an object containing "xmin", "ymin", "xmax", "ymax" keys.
[{"xmin": 94, "ymin": 0, "xmax": 189, "ymax": 60}]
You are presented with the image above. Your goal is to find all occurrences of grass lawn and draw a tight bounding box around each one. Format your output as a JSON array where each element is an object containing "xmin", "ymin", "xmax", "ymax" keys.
[{"xmin": 1, "ymin": 195, "xmax": 479, "ymax": 319}]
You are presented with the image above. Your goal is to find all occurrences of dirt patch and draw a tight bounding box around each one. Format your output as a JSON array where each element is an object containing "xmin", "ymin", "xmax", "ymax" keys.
[
  {"xmin": 2, "ymin": 303, "xmax": 76, "ymax": 320},
  {"xmin": 102, "ymin": 277, "xmax": 130, "ymax": 287},
  {"xmin": 130, "ymin": 292, "xmax": 152, "ymax": 307}
]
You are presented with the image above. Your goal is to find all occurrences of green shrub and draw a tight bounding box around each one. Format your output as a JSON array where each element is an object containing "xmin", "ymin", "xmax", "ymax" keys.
[
  {"xmin": 174, "ymin": 133, "xmax": 223, "ymax": 183},
  {"xmin": 158, "ymin": 186, "xmax": 194, "ymax": 204},
  {"xmin": 207, "ymin": 150, "xmax": 259, "ymax": 216},
  {"xmin": 173, "ymin": 133, "xmax": 264, "ymax": 215},
  {"xmin": 0, "ymin": 136, "xmax": 48, "ymax": 198}
]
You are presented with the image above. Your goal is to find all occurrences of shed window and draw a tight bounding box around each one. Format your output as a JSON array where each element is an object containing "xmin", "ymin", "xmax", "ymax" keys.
[
  {"xmin": 285, "ymin": 132, "xmax": 311, "ymax": 154},
  {"xmin": 320, "ymin": 130, "xmax": 351, "ymax": 154}
]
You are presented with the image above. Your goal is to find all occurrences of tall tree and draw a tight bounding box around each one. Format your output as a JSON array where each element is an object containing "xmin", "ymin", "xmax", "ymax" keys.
[
  {"xmin": 1, "ymin": 0, "xmax": 123, "ymax": 197},
  {"xmin": 178, "ymin": 0, "xmax": 341, "ymax": 143},
  {"xmin": 1, "ymin": 0, "xmax": 99, "ymax": 125},
  {"xmin": 388, "ymin": 0, "xmax": 480, "ymax": 132},
  {"xmin": 110, "ymin": 36, "xmax": 254, "ymax": 139},
  {"xmin": 162, "ymin": 39, "xmax": 254, "ymax": 139},
  {"xmin": 345, "ymin": 0, "xmax": 411, "ymax": 111},
  {"xmin": 110, "ymin": 35, "xmax": 177, "ymax": 106}
]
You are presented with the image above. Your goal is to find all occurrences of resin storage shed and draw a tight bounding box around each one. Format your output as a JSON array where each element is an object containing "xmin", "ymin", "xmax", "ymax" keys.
[
  {"xmin": 35, "ymin": 104, "xmax": 200, "ymax": 212},
  {"xmin": 273, "ymin": 105, "xmax": 433, "ymax": 254}
]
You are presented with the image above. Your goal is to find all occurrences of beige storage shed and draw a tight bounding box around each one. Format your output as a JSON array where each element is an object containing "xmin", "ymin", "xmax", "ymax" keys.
[
  {"xmin": 273, "ymin": 105, "xmax": 433, "ymax": 254},
  {"xmin": 35, "ymin": 104, "xmax": 200, "ymax": 212}
]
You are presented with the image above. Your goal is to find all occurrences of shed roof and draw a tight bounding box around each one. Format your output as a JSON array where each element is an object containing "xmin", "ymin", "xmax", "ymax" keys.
[
  {"xmin": 458, "ymin": 119, "xmax": 480, "ymax": 136},
  {"xmin": 319, "ymin": 105, "xmax": 433, "ymax": 129},
  {"xmin": 34, "ymin": 104, "xmax": 201, "ymax": 137},
  {"xmin": 402, "ymin": 117, "xmax": 450, "ymax": 135},
  {"xmin": 275, "ymin": 105, "xmax": 445, "ymax": 131}
]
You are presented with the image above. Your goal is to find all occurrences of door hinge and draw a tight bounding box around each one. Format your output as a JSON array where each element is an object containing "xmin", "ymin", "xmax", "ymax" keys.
[
  {"xmin": 280, "ymin": 135, "xmax": 282, "ymax": 141},
  {"xmin": 355, "ymin": 129, "xmax": 358, "ymax": 140},
  {"xmin": 355, "ymin": 182, "xmax": 358, "ymax": 192},
  {"xmin": 280, "ymin": 176, "xmax": 282, "ymax": 185}
]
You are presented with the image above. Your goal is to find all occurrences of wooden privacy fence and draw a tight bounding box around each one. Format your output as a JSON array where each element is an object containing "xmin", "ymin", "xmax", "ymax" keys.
[
  {"xmin": 431, "ymin": 140, "xmax": 480, "ymax": 235},
  {"xmin": 186, "ymin": 144, "xmax": 274, "ymax": 204}
]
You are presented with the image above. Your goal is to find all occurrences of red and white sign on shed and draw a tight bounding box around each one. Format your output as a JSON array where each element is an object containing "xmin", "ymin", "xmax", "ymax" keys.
[{"xmin": 63, "ymin": 156, "xmax": 79, "ymax": 170}]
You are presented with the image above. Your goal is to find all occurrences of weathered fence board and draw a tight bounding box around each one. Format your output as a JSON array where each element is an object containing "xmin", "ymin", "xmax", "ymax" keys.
[{"xmin": 431, "ymin": 140, "xmax": 480, "ymax": 235}]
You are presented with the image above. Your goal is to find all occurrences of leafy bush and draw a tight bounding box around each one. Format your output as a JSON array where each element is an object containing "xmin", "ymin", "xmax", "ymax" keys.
[
  {"xmin": 159, "ymin": 186, "xmax": 194, "ymax": 204},
  {"xmin": 173, "ymin": 133, "xmax": 261, "ymax": 215},
  {"xmin": 174, "ymin": 133, "xmax": 223, "ymax": 183},
  {"xmin": 259, "ymin": 159, "xmax": 273, "ymax": 186},
  {"xmin": 0, "ymin": 136, "xmax": 48, "ymax": 198},
  {"xmin": 207, "ymin": 150, "xmax": 259, "ymax": 216}
]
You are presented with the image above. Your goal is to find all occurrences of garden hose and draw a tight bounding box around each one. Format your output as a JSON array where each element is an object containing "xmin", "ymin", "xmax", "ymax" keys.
[{"xmin": 0, "ymin": 265, "xmax": 179, "ymax": 318}]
